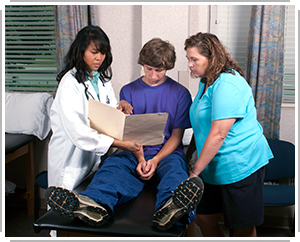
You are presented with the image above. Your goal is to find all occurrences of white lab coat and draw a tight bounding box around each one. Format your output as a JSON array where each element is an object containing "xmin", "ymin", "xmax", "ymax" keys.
[{"xmin": 48, "ymin": 67, "xmax": 117, "ymax": 190}]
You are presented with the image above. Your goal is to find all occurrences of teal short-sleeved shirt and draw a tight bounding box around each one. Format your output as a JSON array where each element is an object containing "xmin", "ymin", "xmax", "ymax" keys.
[{"xmin": 190, "ymin": 70, "xmax": 273, "ymax": 185}]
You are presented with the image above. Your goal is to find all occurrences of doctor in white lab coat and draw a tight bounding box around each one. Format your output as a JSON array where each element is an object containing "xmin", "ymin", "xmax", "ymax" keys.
[{"xmin": 48, "ymin": 25, "xmax": 140, "ymax": 190}]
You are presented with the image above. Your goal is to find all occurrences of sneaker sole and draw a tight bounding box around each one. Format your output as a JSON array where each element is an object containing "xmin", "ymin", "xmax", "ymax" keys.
[
  {"xmin": 45, "ymin": 186, "xmax": 108, "ymax": 227},
  {"xmin": 153, "ymin": 177, "xmax": 204, "ymax": 231}
]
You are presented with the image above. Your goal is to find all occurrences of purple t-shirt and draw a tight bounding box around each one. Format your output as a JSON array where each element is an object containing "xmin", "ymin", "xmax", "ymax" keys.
[{"xmin": 120, "ymin": 76, "xmax": 192, "ymax": 156}]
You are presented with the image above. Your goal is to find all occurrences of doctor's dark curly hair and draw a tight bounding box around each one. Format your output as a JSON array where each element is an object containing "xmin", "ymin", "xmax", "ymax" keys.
[
  {"xmin": 184, "ymin": 32, "xmax": 244, "ymax": 86},
  {"xmin": 57, "ymin": 25, "xmax": 113, "ymax": 84}
]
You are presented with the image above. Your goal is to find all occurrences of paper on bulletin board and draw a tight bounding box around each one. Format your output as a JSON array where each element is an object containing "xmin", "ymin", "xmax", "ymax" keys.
[{"xmin": 88, "ymin": 99, "xmax": 168, "ymax": 145}]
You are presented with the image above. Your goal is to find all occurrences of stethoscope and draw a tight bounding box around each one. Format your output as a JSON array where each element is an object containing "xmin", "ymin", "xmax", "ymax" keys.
[{"xmin": 83, "ymin": 79, "xmax": 110, "ymax": 104}]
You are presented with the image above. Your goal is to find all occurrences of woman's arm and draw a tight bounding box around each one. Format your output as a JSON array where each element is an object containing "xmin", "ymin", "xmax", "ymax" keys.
[{"xmin": 190, "ymin": 118, "xmax": 236, "ymax": 178}]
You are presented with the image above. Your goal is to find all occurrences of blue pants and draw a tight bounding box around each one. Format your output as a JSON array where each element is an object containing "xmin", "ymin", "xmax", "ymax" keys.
[{"xmin": 80, "ymin": 151, "xmax": 195, "ymax": 224}]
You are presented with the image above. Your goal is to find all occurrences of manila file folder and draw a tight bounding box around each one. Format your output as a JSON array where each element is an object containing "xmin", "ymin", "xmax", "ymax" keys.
[{"xmin": 88, "ymin": 99, "xmax": 168, "ymax": 145}]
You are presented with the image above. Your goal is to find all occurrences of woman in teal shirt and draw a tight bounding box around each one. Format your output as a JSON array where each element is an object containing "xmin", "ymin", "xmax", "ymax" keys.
[{"xmin": 185, "ymin": 32, "xmax": 273, "ymax": 237}]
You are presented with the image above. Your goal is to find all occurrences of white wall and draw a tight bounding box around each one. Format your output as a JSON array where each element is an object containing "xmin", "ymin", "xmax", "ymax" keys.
[
  {"xmin": 141, "ymin": 5, "xmax": 189, "ymax": 81},
  {"xmin": 94, "ymin": 5, "xmax": 209, "ymax": 98},
  {"xmin": 94, "ymin": 5, "xmax": 142, "ymax": 98},
  {"xmin": 280, "ymin": 106, "xmax": 296, "ymax": 144}
]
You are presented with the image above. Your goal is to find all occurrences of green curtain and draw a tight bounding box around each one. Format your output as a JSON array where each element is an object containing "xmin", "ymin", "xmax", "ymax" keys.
[
  {"xmin": 55, "ymin": 5, "xmax": 96, "ymax": 73},
  {"xmin": 245, "ymin": 5, "xmax": 285, "ymax": 139}
]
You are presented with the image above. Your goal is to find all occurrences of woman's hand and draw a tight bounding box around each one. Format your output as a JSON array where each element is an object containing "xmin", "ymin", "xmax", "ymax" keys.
[
  {"xmin": 112, "ymin": 139, "xmax": 140, "ymax": 152},
  {"xmin": 117, "ymin": 100, "xmax": 133, "ymax": 114}
]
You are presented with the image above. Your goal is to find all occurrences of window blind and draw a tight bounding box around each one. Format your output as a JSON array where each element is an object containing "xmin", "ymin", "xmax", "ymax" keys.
[
  {"xmin": 209, "ymin": 5, "xmax": 251, "ymax": 72},
  {"xmin": 209, "ymin": 5, "xmax": 295, "ymax": 103},
  {"xmin": 283, "ymin": 5, "xmax": 295, "ymax": 103},
  {"xmin": 5, "ymin": 5, "xmax": 58, "ymax": 93}
]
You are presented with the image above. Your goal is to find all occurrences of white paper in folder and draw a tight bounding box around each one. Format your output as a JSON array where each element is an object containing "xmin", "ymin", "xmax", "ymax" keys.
[{"xmin": 88, "ymin": 99, "xmax": 168, "ymax": 145}]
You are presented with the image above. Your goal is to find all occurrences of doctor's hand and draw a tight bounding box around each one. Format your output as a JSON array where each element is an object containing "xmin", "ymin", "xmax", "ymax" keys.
[
  {"xmin": 117, "ymin": 100, "xmax": 133, "ymax": 114},
  {"xmin": 112, "ymin": 139, "xmax": 140, "ymax": 153}
]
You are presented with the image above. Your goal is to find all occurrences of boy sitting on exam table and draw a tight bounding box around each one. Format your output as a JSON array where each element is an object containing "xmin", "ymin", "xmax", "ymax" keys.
[{"xmin": 46, "ymin": 38, "xmax": 204, "ymax": 231}]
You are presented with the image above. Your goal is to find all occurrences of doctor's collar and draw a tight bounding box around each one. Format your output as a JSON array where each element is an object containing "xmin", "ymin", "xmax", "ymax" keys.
[{"xmin": 87, "ymin": 71, "xmax": 100, "ymax": 82}]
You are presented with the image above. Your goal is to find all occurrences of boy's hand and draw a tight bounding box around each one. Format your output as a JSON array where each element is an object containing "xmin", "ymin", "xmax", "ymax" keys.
[
  {"xmin": 136, "ymin": 159, "xmax": 157, "ymax": 180},
  {"xmin": 136, "ymin": 160, "xmax": 147, "ymax": 177},
  {"xmin": 117, "ymin": 100, "xmax": 133, "ymax": 114}
]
